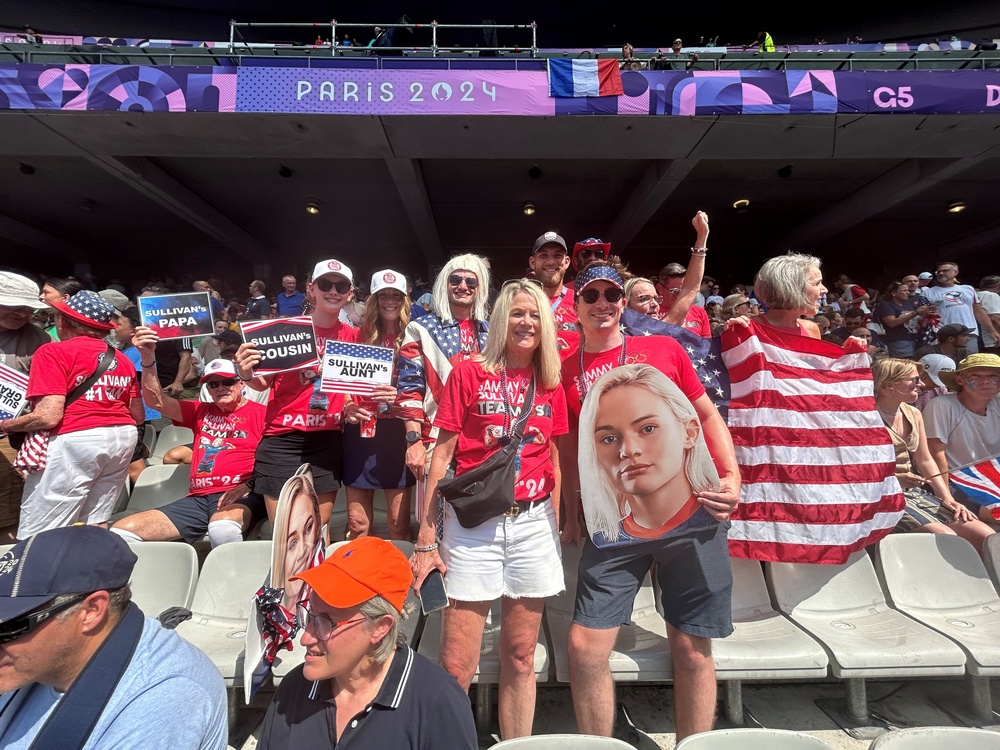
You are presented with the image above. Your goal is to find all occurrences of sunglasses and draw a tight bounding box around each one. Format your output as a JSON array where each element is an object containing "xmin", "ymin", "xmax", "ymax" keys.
[
  {"xmin": 0, "ymin": 594, "xmax": 87, "ymax": 644},
  {"xmin": 577, "ymin": 248, "xmax": 607, "ymax": 260},
  {"xmin": 315, "ymin": 278, "xmax": 352, "ymax": 294},
  {"xmin": 206, "ymin": 378, "xmax": 238, "ymax": 389},
  {"xmin": 579, "ymin": 287, "xmax": 624, "ymax": 304},
  {"xmin": 296, "ymin": 603, "xmax": 368, "ymax": 641},
  {"xmin": 448, "ymin": 275, "xmax": 479, "ymax": 289}
]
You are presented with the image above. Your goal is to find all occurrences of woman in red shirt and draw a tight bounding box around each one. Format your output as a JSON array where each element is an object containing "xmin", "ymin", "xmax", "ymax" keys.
[{"xmin": 411, "ymin": 279, "xmax": 567, "ymax": 740}]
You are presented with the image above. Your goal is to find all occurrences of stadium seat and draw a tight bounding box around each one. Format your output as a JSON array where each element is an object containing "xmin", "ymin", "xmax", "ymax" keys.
[
  {"xmin": 981, "ymin": 532, "xmax": 1000, "ymax": 590},
  {"xmin": 127, "ymin": 541, "xmax": 198, "ymax": 616},
  {"xmin": 147, "ymin": 425, "xmax": 194, "ymax": 465},
  {"xmin": 875, "ymin": 534, "xmax": 1000, "ymax": 720},
  {"xmin": 766, "ymin": 551, "xmax": 965, "ymax": 722},
  {"xmin": 867, "ymin": 725, "xmax": 1000, "ymax": 749},
  {"xmin": 547, "ymin": 541, "xmax": 672, "ymax": 683},
  {"xmin": 675, "ymin": 728, "xmax": 836, "ymax": 749},
  {"xmin": 492, "ymin": 735, "xmax": 634, "ymax": 748},
  {"xmin": 174, "ymin": 540, "xmax": 272, "ymax": 689},
  {"xmin": 112, "ymin": 480, "xmax": 130, "ymax": 515},
  {"xmin": 270, "ymin": 540, "xmax": 422, "ymax": 686},
  {"xmin": 111, "ymin": 463, "xmax": 190, "ymax": 521},
  {"xmin": 710, "ymin": 557, "xmax": 829, "ymax": 724},
  {"xmin": 142, "ymin": 424, "xmax": 157, "ymax": 457}
]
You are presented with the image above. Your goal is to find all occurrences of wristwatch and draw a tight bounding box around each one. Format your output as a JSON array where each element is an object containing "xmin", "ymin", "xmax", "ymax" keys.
[{"xmin": 405, "ymin": 430, "xmax": 421, "ymax": 444}]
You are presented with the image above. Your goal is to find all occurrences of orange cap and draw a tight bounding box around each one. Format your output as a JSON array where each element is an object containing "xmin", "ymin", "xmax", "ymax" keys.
[{"xmin": 291, "ymin": 536, "xmax": 413, "ymax": 614}]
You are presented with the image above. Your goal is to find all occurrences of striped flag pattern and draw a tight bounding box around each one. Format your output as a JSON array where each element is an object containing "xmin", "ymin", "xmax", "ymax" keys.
[
  {"xmin": 950, "ymin": 457, "xmax": 1000, "ymax": 508},
  {"xmin": 0, "ymin": 362, "xmax": 29, "ymax": 421},
  {"xmin": 320, "ymin": 341, "xmax": 393, "ymax": 396},
  {"xmin": 721, "ymin": 320, "xmax": 904, "ymax": 564}
]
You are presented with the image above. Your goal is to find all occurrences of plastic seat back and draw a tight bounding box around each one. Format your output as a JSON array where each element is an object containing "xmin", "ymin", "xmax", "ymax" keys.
[
  {"xmin": 493, "ymin": 734, "xmax": 634, "ymax": 748},
  {"xmin": 878, "ymin": 534, "xmax": 1000, "ymax": 612},
  {"xmin": 191, "ymin": 541, "xmax": 272, "ymax": 618},
  {"xmin": 981, "ymin": 533, "xmax": 1000, "ymax": 591},
  {"xmin": 767, "ymin": 551, "xmax": 886, "ymax": 618},
  {"xmin": 676, "ymin": 728, "xmax": 835, "ymax": 749},
  {"xmin": 129, "ymin": 541, "xmax": 198, "ymax": 616},
  {"xmin": 148, "ymin": 425, "xmax": 194, "ymax": 463},
  {"xmin": 730, "ymin": 557, "xmax": 776, "ymax": 620},
  {"xmin": 121, "ymin": 463, "xmax": 190, "ymax": 514},
  {"xmin": 869, "ymin": 726, "xmax": 1000, "ymax": 749}
]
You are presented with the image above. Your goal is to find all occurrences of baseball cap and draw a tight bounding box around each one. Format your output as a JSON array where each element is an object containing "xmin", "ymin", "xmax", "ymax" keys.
[
  {"xmin": 0, "ymin": 526, "xmax": 137, "ymax": 623},
  {"xmin": 0, "ymin": 271, "xmax": 46, "ymax": 309},
  {"xmin": 573, "ymin": 264, "xmax": 624, "ymax": 294},
  {"xmin": 201, "ymin": 358, "xmax": 238, "ymax": 383},
  {"xmin": 940, "ymin": 353, "xmax": 1000, "ymax": 392},
  {"xmin": 936, "ymin": 323, "xmax": 974, "ymax": 341},
  {"xmin": 918, "ymin": 353, "xmax": 955, "ymax": 388},
  {"xmin": 369, "ymin": 269, "xmax": 407, "ymax": 296},
  {"xmin": 98, "ymin": 288, "xmax": 131, "ymax": 315},
  {"xmin": 311, "ymin": 259, "xmax": 354, "ymax": 286},
  {"xmin": 213, "ymin": 329, "xmax": 243, "ymax": 347},
  {"xmin": 532, "ymin": 231, "xmax": 567, "ymax": 255},
  {"xmin": 292, "ymin": 536, "xmax": 412, "ymax": 614},
  {"xmin": 918, "ymin": 272, "xmax": 933, "ymax": 280}
]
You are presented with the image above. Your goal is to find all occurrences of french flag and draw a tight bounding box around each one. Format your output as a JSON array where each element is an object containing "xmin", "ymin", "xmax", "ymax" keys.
[{"xmin": 547, "ymin": 59, "xmax": 624, "ymax": 98}]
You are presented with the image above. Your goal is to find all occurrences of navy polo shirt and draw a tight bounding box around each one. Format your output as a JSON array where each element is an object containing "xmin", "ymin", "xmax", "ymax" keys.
[
  {"xmin": 257, "ymin": 645, "xmax": 478, "ymax": 749},
  {"xmin": 276, "ymin": 291, "xmax": 306, "ymax": 317}
]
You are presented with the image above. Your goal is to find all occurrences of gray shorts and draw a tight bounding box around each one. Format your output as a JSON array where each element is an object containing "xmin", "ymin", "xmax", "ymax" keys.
[
  {"xmin": 573, "ymin": 521, "xmax": 733, "ymax": 639},
  {"xmin": 160, "ymin": 491, "xmax": 267, "ymax": 543}
]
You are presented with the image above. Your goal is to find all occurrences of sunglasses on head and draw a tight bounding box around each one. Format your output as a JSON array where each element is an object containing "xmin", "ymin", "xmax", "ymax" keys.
[
  {"xmin": 206, "ymin": 378, "xmax": 238, "ymax": 389},
  {"xmin": 501, "ymin": 278, "xmax": 543, "ymax": 290},
  {"xmin": 448, "ymin": 274, "xmax": 479, "ymax": 289},
  {"xmin": 579, "ymin": 287, "xmax": 624, "ymax": 304},
  {"xmin": 315, "ymin": 278, "xmax": 352, "ymax": 294},
  {"xmin": 0, "ymin": 594, "xmax": 87, "ymax": 644}
]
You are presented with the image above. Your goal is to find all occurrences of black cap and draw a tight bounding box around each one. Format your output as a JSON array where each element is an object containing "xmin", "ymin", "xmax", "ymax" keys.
[
  {"xmin": 213, "ymin": 330, "xmax": 243, "ymax": 347},
  {"xmin": 937, "ymin": 323, "xmax": 974, "ymax": 341}
]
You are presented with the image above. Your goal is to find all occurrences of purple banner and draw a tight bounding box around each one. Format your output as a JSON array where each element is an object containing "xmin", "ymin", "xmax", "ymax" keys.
[{"xmin": 236, "ymin": 68, "xmax": 555, "ymax": 115}]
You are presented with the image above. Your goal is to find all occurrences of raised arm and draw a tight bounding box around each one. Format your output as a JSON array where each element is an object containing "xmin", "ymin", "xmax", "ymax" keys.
[
  {"xmin": 132, "ymin": 326, "xmax": 184, "ymax": 423},
  {"xmin": 662, "ymin": 211, "xmax": 709, "ymax": 326}
]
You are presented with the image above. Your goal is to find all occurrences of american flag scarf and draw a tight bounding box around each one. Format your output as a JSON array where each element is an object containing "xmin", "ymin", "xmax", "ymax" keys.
[
  {"xmin": 13, "ymin": 430, "xmax": 49, "ymax": 474},
  {"xmin": 721, "ymin": 319, "xmax": 904, "ymax": 564},
  {"xmin": 254, "ymin": 543, "xmax": 326, "ymax": 664}
]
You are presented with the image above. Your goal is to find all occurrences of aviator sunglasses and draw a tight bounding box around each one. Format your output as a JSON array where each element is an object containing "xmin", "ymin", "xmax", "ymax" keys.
[{"xmin": 448, "ymin": 274, "xmax": 479, "ymax": 289}]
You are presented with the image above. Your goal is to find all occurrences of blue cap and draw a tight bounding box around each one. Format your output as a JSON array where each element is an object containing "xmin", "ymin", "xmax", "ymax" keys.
[
  {"xmin": 573, "ymin": 264, "xmax": 625, "ymax": 294},
  {"xmin": 0, "ymin": 526, "xmax": 137, "ymax": 623}
]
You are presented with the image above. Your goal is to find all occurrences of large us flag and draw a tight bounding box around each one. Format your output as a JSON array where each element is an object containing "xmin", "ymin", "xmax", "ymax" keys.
[{"xmin": 721, "ymin": 320, "xmax": 904, "ymax": 564}]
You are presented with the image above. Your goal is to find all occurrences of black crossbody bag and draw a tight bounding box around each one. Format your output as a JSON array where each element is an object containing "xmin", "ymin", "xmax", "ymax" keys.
[{"xmin": 437, "ymin": 374, "xmax": 536, "ymax": 529}]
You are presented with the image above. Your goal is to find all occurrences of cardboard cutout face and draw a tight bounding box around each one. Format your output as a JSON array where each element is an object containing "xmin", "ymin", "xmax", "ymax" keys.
[{"xmin": 578, "ymin": 364, "xmax": 720, "ymax": 548}]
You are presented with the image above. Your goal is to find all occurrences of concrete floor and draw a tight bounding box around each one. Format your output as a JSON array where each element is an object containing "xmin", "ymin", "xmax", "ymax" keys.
[{"xmin": 232, "ymin": 678, "xmax": 1000, "ymax": 749}]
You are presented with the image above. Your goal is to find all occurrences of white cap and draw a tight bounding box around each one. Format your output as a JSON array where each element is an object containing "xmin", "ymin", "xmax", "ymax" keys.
[
  {"xmin": 311, "ymin": 259, "xmax": 353, "ymax": 286},
  {"xmin": 918, "ymin": 272, "xmax": 933, "ymax": 280},
  {"xmin": 918, "ymin": 353, "xmax": 954, "ymax": 388},
  {"xmin": 200, "ymin": 358, "xmax": 238, "ymax": 383},
  {"xmin": 369, "ymin": 269, "xmax": 407, "ymax": 296}
]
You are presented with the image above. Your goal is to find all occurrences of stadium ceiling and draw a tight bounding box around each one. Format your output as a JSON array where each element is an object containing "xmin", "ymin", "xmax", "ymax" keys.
[{"xmin": 2, "ymin": 108, "xmax": 1000, "ymax": 286}]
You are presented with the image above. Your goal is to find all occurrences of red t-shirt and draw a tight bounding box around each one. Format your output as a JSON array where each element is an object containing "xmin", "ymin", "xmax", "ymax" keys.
[
  {"xmin": 457, "ymin": 318, "xmax": 481, "ymax": 358},
  {"xmin": 560, "ymin": 335, "xmax": 705, "ymax": 426},
  {"xmin": 176, "ymin": 398, "xmax": 267, "ymax": 496},
  {"xmin": 550, "ymin": 286, "xmax": 578, "ymax": 331},
  {"xmin": 27, "ymin": 338, "xmax": 139, "ymax": 436},
  {"xmin": 434, "ymin": 360, "xmax": 569, "ymax": 502},
  {"xmin": 264, "ymin": 321, "xmax": 360, "ymax": 436},
  {"xmin": 681, "ymin": 305, "xmax": 712, "ymax": 338}
]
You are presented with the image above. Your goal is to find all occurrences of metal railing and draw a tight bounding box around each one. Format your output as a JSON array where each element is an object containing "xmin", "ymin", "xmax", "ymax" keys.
[{"xmin": 228, "ymin": 19, "xmax": 538, "ymax": 57}]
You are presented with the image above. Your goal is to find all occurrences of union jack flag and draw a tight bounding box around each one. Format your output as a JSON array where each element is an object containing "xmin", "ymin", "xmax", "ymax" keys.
[{"xmin": 951, "ymin": 456, "xmax": 1000, "ymax": 508}]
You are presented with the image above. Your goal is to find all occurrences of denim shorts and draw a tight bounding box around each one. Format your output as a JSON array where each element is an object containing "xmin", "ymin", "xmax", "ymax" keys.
[{"xmin": 573, "ymin": 521, "xmax": 733, "ymax": 639}]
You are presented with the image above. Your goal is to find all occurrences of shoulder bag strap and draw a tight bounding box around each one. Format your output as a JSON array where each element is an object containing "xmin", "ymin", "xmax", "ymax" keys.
[
  {"xmin": 508, "ymin": 373, "xmax": 536, "ymax": 444},
  {"xmin": 65, "ymin": 344, "xmax": 116, "ymax": 408},
  {"xmin": 28, "ymin": 603, "xmax": 145, "ymax": 750}
]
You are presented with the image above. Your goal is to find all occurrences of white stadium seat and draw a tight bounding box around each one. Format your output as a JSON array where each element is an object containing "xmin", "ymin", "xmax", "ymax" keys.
[
  {"xmin": 675, "ymin": 728, "xmax": 836, "ymax": 749},
  {"xmin": 127, "ymin": 541, "xmax": 198, "ymax": 617}
]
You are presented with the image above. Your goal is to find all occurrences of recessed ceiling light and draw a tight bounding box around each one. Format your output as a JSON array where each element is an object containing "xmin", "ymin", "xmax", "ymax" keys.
[
  {"xmin": 733, "ymin": 199, "xmax": 750, "ymax": 210},
  {"xmin": 947, "ymin": 201, "xmax": 966, "ymax": 213},
  {"xmin": 305, "ymin": 199, "xmax": 320, "ymax": 215},
  {"xmin": 523, "ymin": 202, "xmax": 536, "ymax": 216}
]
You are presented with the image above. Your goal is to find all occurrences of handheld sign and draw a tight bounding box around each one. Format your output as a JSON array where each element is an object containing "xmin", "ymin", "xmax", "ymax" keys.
[
  {"xmin": 0, "ymin": 362, "xmax": 28, "ymax": 422},
  {"xmin": 137, "ymin": 291, "xmax": 215, "ymax": 340},
  {"xmin": 240, "ymin": 316, "xmax": 319, "ymax": 376},
  {"xmin": 320, "ymin": 341, "xmax": 393, "ymax": 395}
]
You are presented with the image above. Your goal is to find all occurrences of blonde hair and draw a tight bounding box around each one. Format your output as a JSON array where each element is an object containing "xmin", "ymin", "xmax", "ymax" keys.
[
  {"xmin": 623, "ymin": 277, "xmax": 656, "ymax": 310},
  {"xmin": 721, "ymin": 293, "xmax": 747, "ymax": 320},
  {"xmin": 431, "ymin": 254, "xmax": 491, "ymax": 324},
  {"xmin": 871, "ymin": 357, "xmax": 924, "ymax": 395},
  {"xmin": 478, "ymin": 280, "xmax": 561, "ymax": 390},
  {"xmin": 577, "ymin": 364, "xmax": 719, "ymax": 543},
  {"xmin": 754, "ymin": 252, "xmax": 822, "ymax": 311},
  {"xmin": 360, "ymin": 287, "xmax": 411, "ymax": 353},
  {"xmin": 271, "ymin": 473, "xmax": 321, "ymax": 589}
]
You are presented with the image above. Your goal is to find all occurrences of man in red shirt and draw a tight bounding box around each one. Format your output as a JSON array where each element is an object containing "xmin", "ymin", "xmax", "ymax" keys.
[
  {"xmin": 529, "ymin": 231, "xmax": 577, "ymax": 333},
  {"xmin": 2, "ymin": 291, "xmax": 143, "ymax": 539},
  {"xmin": 657, "ymin": 263, "xmax": 711, "ymax": 338},
  {"xmin": 112, "ymin": 349, "xmax": 267, "ymax": 547}
]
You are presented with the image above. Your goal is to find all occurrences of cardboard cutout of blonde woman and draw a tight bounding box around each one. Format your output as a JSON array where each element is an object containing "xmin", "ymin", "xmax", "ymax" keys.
[
  {"xmin": 578, "ymin": 364, "xmax": 721, "ymax": 547},
  {"xmin": 245, "ymin": 463, "xmax": 325, "ymax": 699}
]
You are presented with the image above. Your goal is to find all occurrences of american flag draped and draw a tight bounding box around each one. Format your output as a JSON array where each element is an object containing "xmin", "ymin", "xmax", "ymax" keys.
[
  {"xmin": 720, "ymin": 319, "xmax": 904, "ymax": 564},
  {"xmin": 950, "ymin": 456, "xmax": 1000, "ymax": 508}
]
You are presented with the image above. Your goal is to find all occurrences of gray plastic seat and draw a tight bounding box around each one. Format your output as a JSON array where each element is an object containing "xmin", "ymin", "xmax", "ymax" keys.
[
  {"xmin": 493, "ymin": 735, "xmax": 634, "ymax": 748},
  {"xmin": 174, "ymin": 540, "xmax": 272, "ymax": 687},
  {"xmin": 876, "ymin": 534, "xmax": 1000, "ymax": 719},
  {"xmin": 982, "ymin": 532, "xmax": 1000, "ymax": 591},
  {"xmin": 141, "ymin": 424, "xmax": 157, "ymax": 457},
  {"xmin": 112, "ymin": 463, "xmax": 190, "ymax": 520},
  {"xmin": 547, "ymin": 541, "xmax": 672, "ymax": 683},
  {"xmin": 711, "ymin": 557, "xmax": 829, "ymax": 723},
  {"xmin": 271, "ymin": 540, "xmax": 422, "ymax": 685},
  {"xmin": 767, "ymin": 550, "xmax": 965, "ymax": 721},
  {"xmin": 675, "ymin": 728, "xmax": 836, "ymax": 749},
  {"xmin": 868, "ymin": 725, "xmax": 1000, "ymax": 749},
  {"xmin": 147, "ymin": 424, "xmax": 194, "ymax": 465},
  {"xmin": 128, "ymin": 541, "xmax": 198, "ymax": 616}
]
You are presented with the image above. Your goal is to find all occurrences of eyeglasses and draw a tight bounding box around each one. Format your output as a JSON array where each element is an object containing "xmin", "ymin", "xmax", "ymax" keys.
[
  {"xmin": 448, "ymin": 274, "xmax": 479, "ymax": 289},
  {"xmin": 206, "ymin": 378, "xmax": 238, "ymax": 389},
  {"xmin": 661, "ymin": 287, "xmax": 682, "ymax": 296},
  {"xmin": 896, "ymin": 377, "xmax": 922, "ymax": 386},
  {"xmin": 296, "ymin": 603, "xmax": 367, "ymax": 641},
  {"xmin": 579, "ymin": 287, "xmax": 624, "ymax": 304},
  {"xmin": 0, "ymin": 594, "xmax": 87, "ymax": 644},
  {"xmin": 315, "ymin": 278, "xmax": 352, "ymax": 294},
  {"xmin": 634, "ymin": 294, "xmax": 662, "ymax": 305}
]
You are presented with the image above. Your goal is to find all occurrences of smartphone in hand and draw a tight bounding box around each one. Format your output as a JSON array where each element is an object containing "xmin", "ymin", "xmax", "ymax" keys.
[{"xmin": 419, "ymin": 568, "xmax": 449, "ymax": 615}]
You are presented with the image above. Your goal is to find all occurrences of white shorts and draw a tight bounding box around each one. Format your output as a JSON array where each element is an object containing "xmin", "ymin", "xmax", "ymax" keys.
[
  {"xmin": 19, "ymin": 424, "xmax": 137, "ymax": 539},
  {"xmin": 440, "ymin": 498, "xmax": 565, "ymax": 601}
]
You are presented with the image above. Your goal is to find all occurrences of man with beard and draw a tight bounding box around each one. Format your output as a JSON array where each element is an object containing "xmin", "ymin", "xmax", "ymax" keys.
[{"xmin": 529, "ymin": 231, "xmax": 577, "ymax": 332}]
